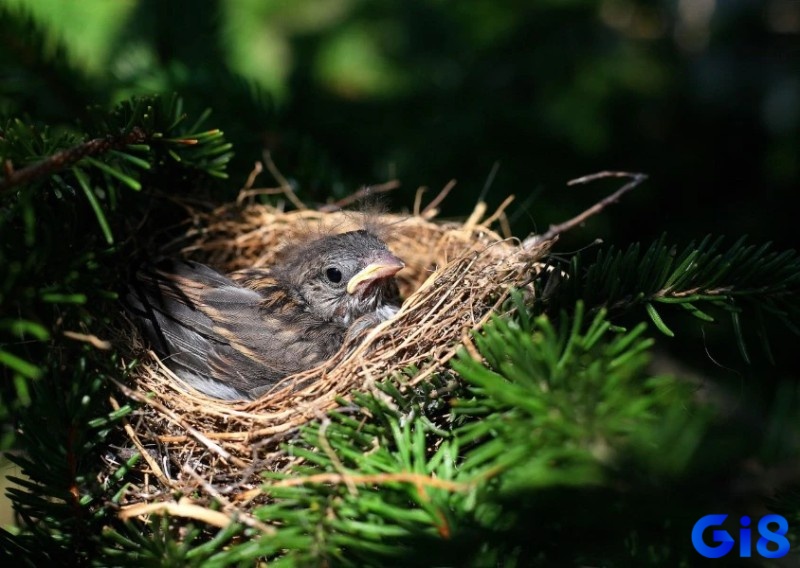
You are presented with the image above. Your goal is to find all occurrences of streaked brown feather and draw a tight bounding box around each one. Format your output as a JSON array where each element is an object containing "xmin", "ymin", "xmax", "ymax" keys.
[{"xmin": 126, "ymin": 230, "xmax": 403, "ymax": 400}]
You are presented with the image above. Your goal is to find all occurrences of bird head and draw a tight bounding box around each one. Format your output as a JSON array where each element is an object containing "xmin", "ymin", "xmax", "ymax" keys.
[{"xmin": 278, "ymin": 230, "xmax": 404, "ymax": 323}]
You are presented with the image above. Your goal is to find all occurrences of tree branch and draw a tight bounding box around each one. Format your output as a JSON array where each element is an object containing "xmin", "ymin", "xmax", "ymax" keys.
[
  {"xmin": 523, "ymin": 171, "xmax": 648, "ymax": 249},
  {"xmin": 0, "ymin": 127, "xmax": 148, "ymax": 193}
]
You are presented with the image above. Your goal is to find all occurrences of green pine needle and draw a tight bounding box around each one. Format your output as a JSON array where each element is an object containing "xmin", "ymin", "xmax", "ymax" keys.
[{"xmin": 545, "ymin": 234, "xmax": 800, "ymax": 356}]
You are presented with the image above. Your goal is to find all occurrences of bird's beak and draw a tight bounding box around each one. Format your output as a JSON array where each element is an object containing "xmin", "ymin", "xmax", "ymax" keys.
[{"xmin": 346, "ymin": 255, "xmax": 405, "ymax": 294}]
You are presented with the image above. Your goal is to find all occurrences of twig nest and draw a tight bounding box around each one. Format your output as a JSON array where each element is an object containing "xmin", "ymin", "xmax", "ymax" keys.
[{"xmin": 119, "ymin": 199, "xmax": 553, "ymax": 503}]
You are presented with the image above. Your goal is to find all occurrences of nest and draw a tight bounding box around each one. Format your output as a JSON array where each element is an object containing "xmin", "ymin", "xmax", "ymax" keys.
[{"xmin": 114, "ymin": 190, "xmax": 556, "ymax": 515}]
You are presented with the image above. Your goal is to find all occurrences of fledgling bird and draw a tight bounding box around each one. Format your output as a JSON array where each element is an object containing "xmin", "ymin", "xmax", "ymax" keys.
[{"xmin": 126, "ymin": 230, "xmax": 404, "ymax": 400}]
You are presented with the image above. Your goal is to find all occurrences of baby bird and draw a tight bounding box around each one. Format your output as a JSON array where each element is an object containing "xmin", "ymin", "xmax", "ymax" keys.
[{"xmin": 126, "ymin": 230, "xmax": 404, "ymax": 400}]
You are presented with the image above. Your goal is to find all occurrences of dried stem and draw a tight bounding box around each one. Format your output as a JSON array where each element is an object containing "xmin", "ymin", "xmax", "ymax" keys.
[
  {"xmin": 317, "ymin": 180, "xmax": 401, "ymax": 212},
  {"xmin": 524, "ymin": 171, "xmax": 647, "ymax": 249}
]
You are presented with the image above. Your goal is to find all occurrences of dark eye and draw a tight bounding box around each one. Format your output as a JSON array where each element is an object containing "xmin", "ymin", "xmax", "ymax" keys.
[{"xmin": 325, "ymin": 267, "xmax": 343, "ymax": 283}]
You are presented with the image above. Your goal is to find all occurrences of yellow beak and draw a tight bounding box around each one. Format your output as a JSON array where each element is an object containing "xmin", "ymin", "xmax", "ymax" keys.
[{"xmin": 346, "ymin": 259, "xmax": 404, "ymax": 294}]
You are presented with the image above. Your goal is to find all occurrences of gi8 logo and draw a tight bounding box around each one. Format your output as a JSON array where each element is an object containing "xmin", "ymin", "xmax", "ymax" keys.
[{"xmin": 691, "ymin": 514, "xmax": 790, "ymax": 559}]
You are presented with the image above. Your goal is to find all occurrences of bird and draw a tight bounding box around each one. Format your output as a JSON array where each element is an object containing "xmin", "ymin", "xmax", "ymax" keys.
[{"xmin": 126, "ymin": 229, "xmax": 404, "ymax": 400}]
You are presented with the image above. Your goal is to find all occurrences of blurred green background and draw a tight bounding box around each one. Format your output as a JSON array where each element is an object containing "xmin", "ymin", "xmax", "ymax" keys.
[
  {"xmin": 2, "ymin": 0, "xmax": 797, "ymax": 241},
  {"xmin": 1, "ymin": 1, "xmax": 797, "ymax": 380}
]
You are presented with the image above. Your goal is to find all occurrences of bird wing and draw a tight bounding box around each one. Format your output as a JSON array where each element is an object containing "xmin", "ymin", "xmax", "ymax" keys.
[
  {"xmin": 228, "ymin": 267, "xmax": 274, "ymax": 291},
  {"xmin": 127, "ymin": 260, "xmax": 343, "ymax": 399}
]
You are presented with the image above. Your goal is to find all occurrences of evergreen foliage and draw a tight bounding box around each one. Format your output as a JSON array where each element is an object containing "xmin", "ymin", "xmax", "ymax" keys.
[
  {"xmin": 1, "ymin": 93, "xmax": 233, "ymax": 561},
  {"xmin": 1, "ymin": 94, "xmax": 232, "ymax": 437},
  {"xmin": 544, "ymin": 235, "xmax": 800, "ymax": 361},
  {"xmin": 1, "ymin": 3, "xmax": 799, "ymax": 566}
]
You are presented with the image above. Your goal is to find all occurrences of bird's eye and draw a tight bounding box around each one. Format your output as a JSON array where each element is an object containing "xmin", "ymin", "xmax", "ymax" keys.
[{"xmin": 325, "ymin": 267, "xmax": 343, "ymax": 283}]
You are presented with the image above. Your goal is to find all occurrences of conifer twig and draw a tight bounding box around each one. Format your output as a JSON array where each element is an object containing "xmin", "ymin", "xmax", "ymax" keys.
[
  {"xmin": 0, "ymin": 127, "xmax": 147, "ymax": 192},
  {"xmin": 318, "ymin": 418, "xmax": 358, "ymax": 496}
]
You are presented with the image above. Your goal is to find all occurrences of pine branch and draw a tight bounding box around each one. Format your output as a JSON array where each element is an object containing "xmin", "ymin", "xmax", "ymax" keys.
[
  {"xmin": 196, "ymin": 300, "xmax": 707, "ymax": 566},
  {"xmin": 542, "ymin": 235, "xmax": 800, "ymax": 356},
  {"xmin": 2, "ymin": 358, "xmax": 137, "ymax": 563},
  {"xmin": 0, "ymin": 96, "xmax": 235, "ymax": 562},
  {"xmin": 0, "ymin": 95, "xmax": 233, "ymax": 407},
  {"xmin": 445, "ymin": 299, "xmax": 710, "ymax": 565},
  {"xmin": 0, "ymin": 128, "xmax": 147, "ymax": 193},
  {"xmin": 451, "ymin": 297, "xmax": 696, "ymax": 482}
]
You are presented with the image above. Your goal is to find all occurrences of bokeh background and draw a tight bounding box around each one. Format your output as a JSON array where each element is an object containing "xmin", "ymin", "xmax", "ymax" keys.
[{"xmin": 2, "ymin": 0, "xmax": 797, "ymax": 246}]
